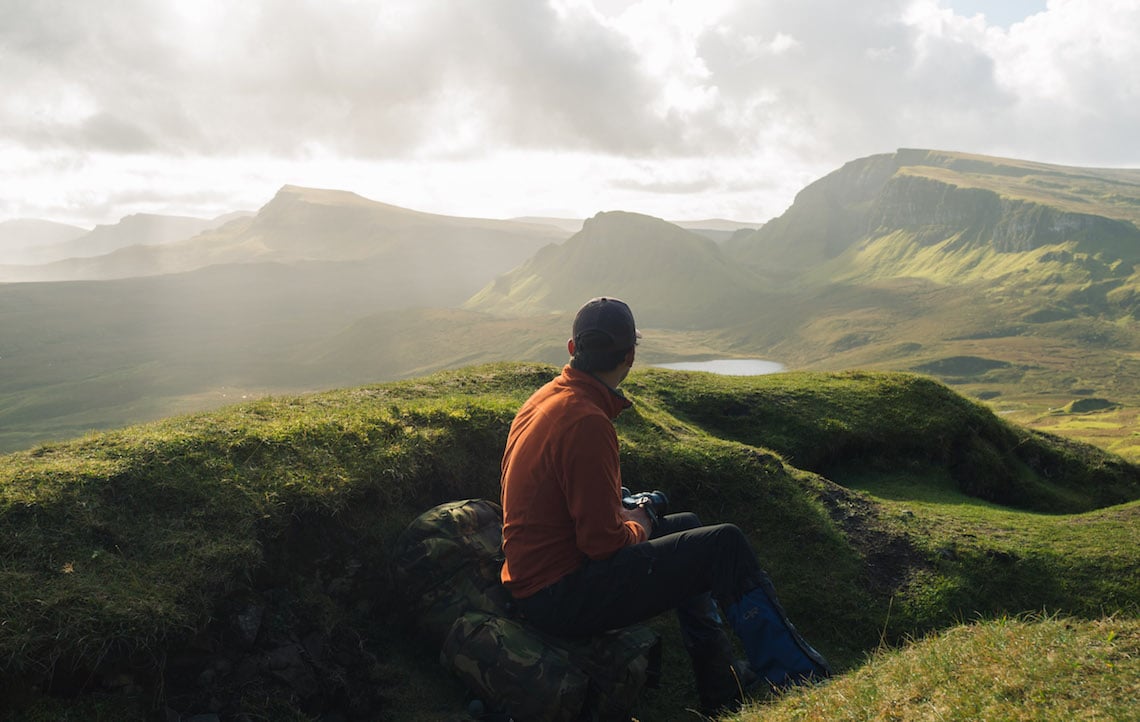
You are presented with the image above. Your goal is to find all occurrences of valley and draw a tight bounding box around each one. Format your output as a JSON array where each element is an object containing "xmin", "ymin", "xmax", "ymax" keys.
[{"xmin": 2, "ymin": 149, "xmax": 1140, "ymax": 462}]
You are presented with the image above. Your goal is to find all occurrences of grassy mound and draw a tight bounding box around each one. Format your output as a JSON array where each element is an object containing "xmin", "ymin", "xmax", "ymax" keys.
[
  {"xmin": 1061, "ymin": 397, "xmax": 1119, "ymax": 414},
  {"xmin": 911, "ymin": 355, "xmax": 1012, "ymax": 377},
  {"xmin": 625, "ymin": 368, "xmax": 1140, "ymax": 512},
  {"xmin": 1, "ymin": 363, "xmax": 1137, "ymax": 720}
]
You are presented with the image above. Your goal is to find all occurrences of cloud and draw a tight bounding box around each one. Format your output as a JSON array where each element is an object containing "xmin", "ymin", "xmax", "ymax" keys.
[
  {"xmin": 988, "ymin": 0, "xmax": 1140, "ymax": 164},
  {"xmin": 0, "ymin": 0, "xmax": 678, "ymax": 158},
  {"xmin": 0, "ymin": 0, "xmax": 1138, "ymax": 227},
  {"xmin": 690, "ymin": 1, "xmax": 1014, "ymax": 162}
]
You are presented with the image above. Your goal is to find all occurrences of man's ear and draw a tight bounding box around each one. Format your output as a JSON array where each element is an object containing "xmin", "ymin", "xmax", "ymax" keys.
[
  {"xmin": 624, "ymin": 346, "xmax": 636, "ymax": 366},
  {"xmin": 567, "ymin": 338, "xmax": 576, "ymax": 356}
]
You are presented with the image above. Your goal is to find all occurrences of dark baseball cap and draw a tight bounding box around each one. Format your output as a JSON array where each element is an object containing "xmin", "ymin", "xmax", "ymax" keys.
[{"xmin": 572, "ymin": 297, "xmax": 641, "ymax": 352}]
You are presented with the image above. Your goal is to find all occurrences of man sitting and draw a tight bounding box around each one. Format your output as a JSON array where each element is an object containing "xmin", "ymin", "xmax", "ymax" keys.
[{"xmin": 499, "ymin": 296, "xmax": 832, "ymax": 712}]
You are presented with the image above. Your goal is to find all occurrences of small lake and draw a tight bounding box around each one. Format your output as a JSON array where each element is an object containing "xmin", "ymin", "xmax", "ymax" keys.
[{"xmin": 653, "ymin": 359, "xmax": 785, "ymax": 376}]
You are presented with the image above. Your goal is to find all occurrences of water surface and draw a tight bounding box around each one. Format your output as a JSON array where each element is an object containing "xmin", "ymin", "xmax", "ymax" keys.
[{"xmin": 653, "ymin": 359, "xmax": 784, "ymax": 376}]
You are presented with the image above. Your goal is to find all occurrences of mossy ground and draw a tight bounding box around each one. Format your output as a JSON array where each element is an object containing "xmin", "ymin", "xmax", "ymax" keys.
[{"xmin": 1, "ymin": 363, "xmax": 1137, "ymax": 720}]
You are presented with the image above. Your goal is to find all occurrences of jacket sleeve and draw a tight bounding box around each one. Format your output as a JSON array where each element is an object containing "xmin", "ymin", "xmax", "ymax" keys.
[{"xmin": 560, "ymin": 414, "xmax": 647, "ymax": 559}]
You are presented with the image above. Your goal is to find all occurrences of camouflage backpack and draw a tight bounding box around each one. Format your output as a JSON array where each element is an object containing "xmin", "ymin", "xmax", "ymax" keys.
[
  {"xmin": 393, "ymin": 498, "xmax": 514, "ymax": 648},
  {"xmin": 393, "ymin": 499, "xmax": 661, "ymax": 722}
]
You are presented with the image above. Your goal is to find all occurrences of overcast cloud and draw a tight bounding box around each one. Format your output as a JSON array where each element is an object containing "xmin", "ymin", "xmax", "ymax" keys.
[{"xmin": 1, "ymin": 0, "xmax": 1137, "ymax": 228}]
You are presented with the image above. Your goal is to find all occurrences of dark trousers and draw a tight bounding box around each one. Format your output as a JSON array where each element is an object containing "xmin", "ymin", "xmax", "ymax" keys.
[{"xmin": 515, "ymin": 513, "xmax": 765, "ymax": 645}]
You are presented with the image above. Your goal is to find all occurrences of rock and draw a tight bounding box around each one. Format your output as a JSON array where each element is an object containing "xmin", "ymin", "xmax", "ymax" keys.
[
  {"xmin": 266, "ymin": 643, "xmax": 318, "ymax": 698},
  {"xmin": 302, "ymin": 631, "xmax": 325, "ymax": 664},
  {"xmin": 232, "ymin": 603, "xmax": 265, "ymax": 648}
]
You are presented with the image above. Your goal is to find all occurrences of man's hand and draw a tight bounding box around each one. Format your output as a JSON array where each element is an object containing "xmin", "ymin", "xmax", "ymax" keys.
[{"xmin": 623, "ymin": 505, "xmax": 654, "ymax": 535}]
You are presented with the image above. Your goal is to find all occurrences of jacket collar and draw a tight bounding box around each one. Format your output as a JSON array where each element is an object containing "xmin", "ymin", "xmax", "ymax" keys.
[{"xmin": 560, "ymin": 365, "xmax": 632, "ymax": 420}]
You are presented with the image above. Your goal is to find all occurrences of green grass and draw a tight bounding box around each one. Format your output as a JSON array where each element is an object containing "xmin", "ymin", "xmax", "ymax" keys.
[
  {"xmin": 1, "ymin": 363, "xmax": 1137, "ymax": 720},
  {"xmin": 840, "ymin": 470, "xmax": 1139, "ymax": 626},
  {"xmin": 736, "ymin": 615, "xmax": 1140, "ymax": 722},
  {"xmin": 1006, "ymin": 403, "xmax": 1140, "ymax": 464},
  {"xmin": 625, "ymin": 368, "xmax": 1140, "ymax": 512}
]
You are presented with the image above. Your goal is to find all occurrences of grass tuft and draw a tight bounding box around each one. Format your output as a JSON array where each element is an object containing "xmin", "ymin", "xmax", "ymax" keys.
[{"xmin": 741, "ymin": 615, "xmax": 1140, "ymax": 721}]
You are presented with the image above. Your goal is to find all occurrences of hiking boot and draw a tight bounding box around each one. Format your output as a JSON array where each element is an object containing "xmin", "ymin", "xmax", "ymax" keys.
[
  {"xmin": 725, "ymin": 576, "xmax": 832, "ymax": 689},
  {"xmin": 688, "ymin": 633, "xmax": 762, "ymax": 713}
]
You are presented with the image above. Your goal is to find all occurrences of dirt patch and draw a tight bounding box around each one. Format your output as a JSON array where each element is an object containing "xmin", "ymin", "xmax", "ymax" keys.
[{"xmin": 811, "ymin": 478, "xmax": 930, "ymax": 595}]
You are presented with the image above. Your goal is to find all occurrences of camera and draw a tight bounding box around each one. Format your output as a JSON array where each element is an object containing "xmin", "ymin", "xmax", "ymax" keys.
[{"xmin": 621, "ymin": 487, "xmax": 669, "ymax": 516}]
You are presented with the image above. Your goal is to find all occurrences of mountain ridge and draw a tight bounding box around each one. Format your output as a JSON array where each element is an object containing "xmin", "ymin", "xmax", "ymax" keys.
[
  {"xmin": 0, "ymin": 185, "xmax": 570, "ymax": 282},
  {"xmin": 0, "ymin": 219, "xmax": 88, "ymax": 261}
]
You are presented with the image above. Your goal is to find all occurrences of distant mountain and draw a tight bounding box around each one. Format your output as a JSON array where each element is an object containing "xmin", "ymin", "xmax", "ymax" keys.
[
  {"xmin": 0, "ymin": 213, "xmax": 241, "ymax": 270},
  {"xmin": 675, "ymin": 218, "xmax": 763, "ymax": 232},
  {"xmin": 508, "ymin": 216, "xmax": 762, "ymax": 243},
  {"xmin": 725, "ymin": 149, "xmax": 1140, "ymax": 287},
  {"xmin": 672, "ymin": 218, "xmax": 763, "ymax": 244},
  {"xmin": 464, "ymin": 210, "xmax": 770, "ymax": 327},
  {"xmin": 60, "ymin": 213, "xmax": 238, "ymax": 259},
  {"xmin": 6, "ymin": 151, "xmax": 1140, "ymax": 454},
  {"xmin": 472, "ymin": 149, "xmax": 1140, "ymax": 339},
  {"xmin": 0, "ymin": 219, "xmax": 88, "ymax": 263},
  {"xmin": 510, "ymin": 217, "xmax": 585, "ymax": 233},
  {"xmin": 708, "ymin": 149, "xmax": 1140, "ymax": 384},
  {"xmin": 0, "ymin": 215, "xmax": 257, "ymax": 282},
  {"xmin": 0, "ymin": 186, "xmax": 569, "ymax": 283}
]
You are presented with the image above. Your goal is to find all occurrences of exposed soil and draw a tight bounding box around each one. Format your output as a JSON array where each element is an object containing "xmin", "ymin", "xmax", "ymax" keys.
[{"xmin": 811, "ymin": 477, "xmax": 930, "ymax": 595}]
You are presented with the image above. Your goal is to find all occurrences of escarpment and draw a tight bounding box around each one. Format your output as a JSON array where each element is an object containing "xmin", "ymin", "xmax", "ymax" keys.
[
  {"xmin": 725, "ymin": 149, "xmax": 1140, "ymax": 276},
  {"xmin": 867, "ymin": 173, "xmax": 1140, "ymax": 254}
]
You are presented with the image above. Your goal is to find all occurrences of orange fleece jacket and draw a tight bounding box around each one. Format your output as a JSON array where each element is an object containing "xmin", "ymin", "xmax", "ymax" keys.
[{"xmin": 499, "ymin": 365, "xmax": 646, "ymax": 598}]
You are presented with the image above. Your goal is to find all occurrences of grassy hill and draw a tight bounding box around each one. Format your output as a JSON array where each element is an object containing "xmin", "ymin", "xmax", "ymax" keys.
[{"xmin": 1, "ymin": 364, "xmax": 1136, "ymax": 720}]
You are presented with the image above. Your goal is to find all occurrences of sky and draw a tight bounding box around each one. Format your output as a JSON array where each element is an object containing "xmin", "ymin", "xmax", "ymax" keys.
[{"xmin": 2, "ymin": 0, "xmax": 1138, "ymax": 230}]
